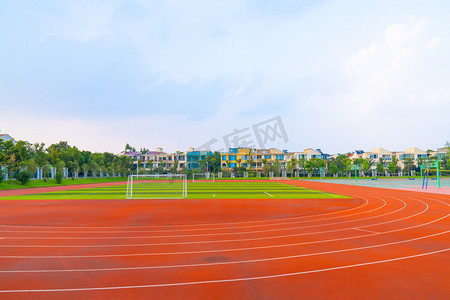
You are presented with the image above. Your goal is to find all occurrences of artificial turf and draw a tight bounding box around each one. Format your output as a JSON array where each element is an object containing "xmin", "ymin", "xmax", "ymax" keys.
[{"xmin": 0, "ymin": 181, "xmax": 348, "ymax": 200}]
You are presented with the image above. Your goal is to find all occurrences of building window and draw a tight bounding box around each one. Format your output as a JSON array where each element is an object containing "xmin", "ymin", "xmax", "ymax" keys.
[
  {"xmin": 264, "ymin": 155, "xmax": 271, "ymax": 159},
  {"xmin": 229, "ymin": 155, "xmax": 237, "ymax": 160}
]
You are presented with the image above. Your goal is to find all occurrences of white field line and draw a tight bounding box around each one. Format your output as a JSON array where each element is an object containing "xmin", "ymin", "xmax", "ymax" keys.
[
  {"xmin": 264, "ymin": 191, "xmax": 273, "ymax": 197},
  {"xmin": 0, "ymin": 247, "xmax": 448, "ymax": 292}
]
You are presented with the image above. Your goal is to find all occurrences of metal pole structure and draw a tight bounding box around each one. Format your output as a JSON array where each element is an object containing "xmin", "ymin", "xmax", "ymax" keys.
[
  {"xmin": 131, "ymin": 175, "xmax": 133, "ymax": 198},
  {"xmin": 136, "ymin": 158, "xmax": 139, "ymax": 176},
  {"xmin": 437, "ymin": 160, "xmax": 440, "ymax": 188}
]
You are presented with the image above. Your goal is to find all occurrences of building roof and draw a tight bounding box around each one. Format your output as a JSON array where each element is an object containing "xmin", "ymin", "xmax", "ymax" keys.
[
  {"xmin": 371, "ymin": 148, "xmax": 392, "ymax": 154},
  {"xmin": 404, "ymin": 147, "xmax": 427, "ymax": 154}
]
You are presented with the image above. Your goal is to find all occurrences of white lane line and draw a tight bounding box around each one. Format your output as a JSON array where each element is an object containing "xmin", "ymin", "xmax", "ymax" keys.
[
  {"xmin": 0, "ymin": 247, "xmax": 448, "ymax": 292},
  {"xmin": 0, "ymin": 200, "xmax": 440, "ymax": 259},
  {"xmin": 0, "ymin": 196, "xmax": 371, "ymax": 233},
  {"xmin": 353, "ymin": 228, "xmax": 380, "ymax": 234},
  {"xmin": 213, "ymin": 194, "xmax": 216, "ymax": 198},
  {"xmin": 0, "ymin": 196, "xmax": 401, "ymax": 239},
  {"xmin": 0, "ymin": 230, "xmax": 447, "ymax": 273},
  {"xmin": 264, "ymin": 191, "xmax": 273, "ymax": 197},
  {"xmin": 0, "ymin": 193, "xmax": 369, "ymax": 229},
  {"xmin": 0, "ymin": 192, "xmax": 443, "ymax": 254}
]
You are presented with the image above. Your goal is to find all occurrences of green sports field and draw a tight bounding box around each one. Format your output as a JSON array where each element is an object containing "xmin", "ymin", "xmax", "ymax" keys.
[{"xmin": 0, "ymin": 181, "xmax": 348, "ymax": 200}]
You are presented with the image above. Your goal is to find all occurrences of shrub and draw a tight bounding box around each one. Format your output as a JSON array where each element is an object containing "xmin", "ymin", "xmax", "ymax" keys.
[
  {"xmin": 55, "ymin": 172, "xmax": 63, "ymax": 184},
  {"xmin": 15, "ymin": 170, "xmax": 33, "ymax": 185}
]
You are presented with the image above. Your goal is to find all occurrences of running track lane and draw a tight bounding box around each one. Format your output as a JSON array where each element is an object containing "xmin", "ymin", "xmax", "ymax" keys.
[{"xmin": 0, "ymin": 180, "xmax": 448, "ymax": 299}]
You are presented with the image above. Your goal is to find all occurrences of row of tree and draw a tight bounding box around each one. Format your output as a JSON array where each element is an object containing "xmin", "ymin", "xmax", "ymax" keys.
[
  {"xmin": 0, "ymin": 139, "xmax": 134, "ymax": 182},
  {"xmin": 3, "ymin": 138, "xmax": 448, "ymax": 182},
  {"xmin": 208, "ymin": 145, "xmax": 450, "ymax": 177}
]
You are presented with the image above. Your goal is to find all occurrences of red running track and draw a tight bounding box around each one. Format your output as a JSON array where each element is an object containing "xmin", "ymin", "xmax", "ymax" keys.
[{"xmin": 0, "ymin": 180, "xmax": 448, "ymax": 299}]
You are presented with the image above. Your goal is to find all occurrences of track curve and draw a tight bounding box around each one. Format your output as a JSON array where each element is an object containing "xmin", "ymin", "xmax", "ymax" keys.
[{"xmin": 0, "ymin": 180, "xmax": 448, "ymax": 299}]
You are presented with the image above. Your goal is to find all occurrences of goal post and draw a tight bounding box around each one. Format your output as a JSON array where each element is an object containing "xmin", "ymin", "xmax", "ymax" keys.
[
  {"xmin": 126, "ymin": 174, "xmax": 187, "ymax": 199},
  {"xmin": 192, "ymin": 172, "xmax": 215, "ymax": 183}
]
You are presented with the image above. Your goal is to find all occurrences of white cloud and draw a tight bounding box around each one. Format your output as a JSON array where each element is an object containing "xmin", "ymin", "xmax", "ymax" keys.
[
  {"xmin": 6, "ymin": 1, "xmax": 450, "ymax": 154},
  {"xmin": 320, "ymin": 19, "xmax": 450, "ymax": 150}
]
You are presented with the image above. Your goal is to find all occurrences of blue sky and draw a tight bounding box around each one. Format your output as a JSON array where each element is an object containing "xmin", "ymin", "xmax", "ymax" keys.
[{"xmin": 1, "ymin": 0, "xmax": 449, "ymax": 154}]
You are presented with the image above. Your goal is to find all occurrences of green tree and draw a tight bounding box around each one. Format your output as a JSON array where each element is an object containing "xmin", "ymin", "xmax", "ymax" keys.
[
  {"xmin": 55, "ymin": 171, "xmax": 63, "ymax": 184},
  {"xmin": 147, "ymin": 160, "xmax": 154, "ymax": 172},
  {"xmin": 5, "ymin": 154, "xmax": 18, "ymax": 182},
  {"xmin": 67, "ymin": 161, "xmax": 79, "ymax": 179},
  {"xmin": 363, "ymin": 158, "xmax": 374, "ymax": 175},
  {"xmin": 26, "ymin": 158, "xmax": 38, "ymax": 178},
  {"xmin": 89, "ymin": 161, "xmax": 99, "ymax": 177},
  {"xmin": 403, "ymin": 157, "xmax": 413, "ymax": 176},
  {"xmin": 328, "ymin": 163, "xmax": 339, "ymax": 175},
  {"xmin": 12, "ymin": 140, "xmax": 32, "ymax": 163},
  {"xmin": 82, "ymin": 163, "xmax": 90, "ymax": 178},
  {"xmin": 170, "ymin": 159, "xmax": 179, "ymax": 174},
  {"xmin": 297, "ymin": 157, "xmax": 306, "ymax": 173},
  {"xmin": 0, "ymin": 139, "xmax": 6, "ymax": 164},
  {"xmin": 387, "ymin": 161, "xmax": 397, "ymax": 174},
  {"xmin": 236, "ymin": 159, "xmax": 242, "ymax": 168},
  {"xmin": 376, "ymin": 162, "xmax": 384, "ymax": 175},
  {"xmin": 387, "ymin": 156, "xmax": 399, "ymax": 174},
  {"xmin": 247, "ymin": 157, "xmax": 255, "ymax": 171},
  {"xmin": 33, "ymin": 143, "xmax": 48, "ymax": 178},
  {"xmin": 272, "ymin": 159, "xmax": 281, "ymax": 176},
  {"xmin": 42, "ymin": 163, "xmax": 51, "ymax": 181},
  {"xmin": 49, "ymin": 147, "xmax": 59, "ymax": 167},
  {"xmin": 15, "ymin": 170, "xmax": 33, "ymax": 185}
]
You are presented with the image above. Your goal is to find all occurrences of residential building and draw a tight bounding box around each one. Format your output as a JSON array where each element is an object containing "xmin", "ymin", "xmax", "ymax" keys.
[
  {"xmin": 0, "ymin": 132, "xmax": 16, "ymax": 145},
  {"xmin": 186, "ymin": 148, "xmax": 212, "ymax": 170}
]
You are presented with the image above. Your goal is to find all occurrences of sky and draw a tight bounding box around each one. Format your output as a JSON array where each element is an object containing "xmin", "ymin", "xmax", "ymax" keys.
[{"xmin": 0, "ymin": 0, "xmax": 449, "ymax": 154}]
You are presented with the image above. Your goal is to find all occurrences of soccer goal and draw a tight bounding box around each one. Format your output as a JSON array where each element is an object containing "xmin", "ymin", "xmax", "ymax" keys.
[
  {"xmin": 192, "ymin": 172, "xmax": 215, "ymax": 183},
  {"xmin": 126, "ymin": 174, "xmax": 187, "ymax": 199}
]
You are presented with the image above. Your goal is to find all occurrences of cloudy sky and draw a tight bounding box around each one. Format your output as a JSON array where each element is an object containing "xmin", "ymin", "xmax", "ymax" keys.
[{"xmin": 1, "ymin": 0, "xmax": 449, "ymax": 154}]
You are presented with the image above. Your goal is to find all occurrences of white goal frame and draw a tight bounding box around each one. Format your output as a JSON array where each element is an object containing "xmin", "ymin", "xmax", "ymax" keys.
[
  {"xmin": 192, "ymin": 172, "xmax": 215, "ymax": 183},
  {"xmin": 126, "ymin": 174, "xmax": 187, "ymax": 199}
]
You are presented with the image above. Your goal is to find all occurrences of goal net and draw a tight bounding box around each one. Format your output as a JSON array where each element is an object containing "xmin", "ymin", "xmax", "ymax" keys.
[
  {"xmin": 192, "ymin": 172, "xmax": 215, "ymax": 183},
  {"xmin": 126, "ymin": 174, "xmax": 187, "ymax": 199}
]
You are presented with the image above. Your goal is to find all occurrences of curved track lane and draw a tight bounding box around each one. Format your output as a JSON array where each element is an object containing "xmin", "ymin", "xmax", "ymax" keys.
[{"xmin": 0, "ymin": 180, "xmax": 448, "ymax": 299}]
